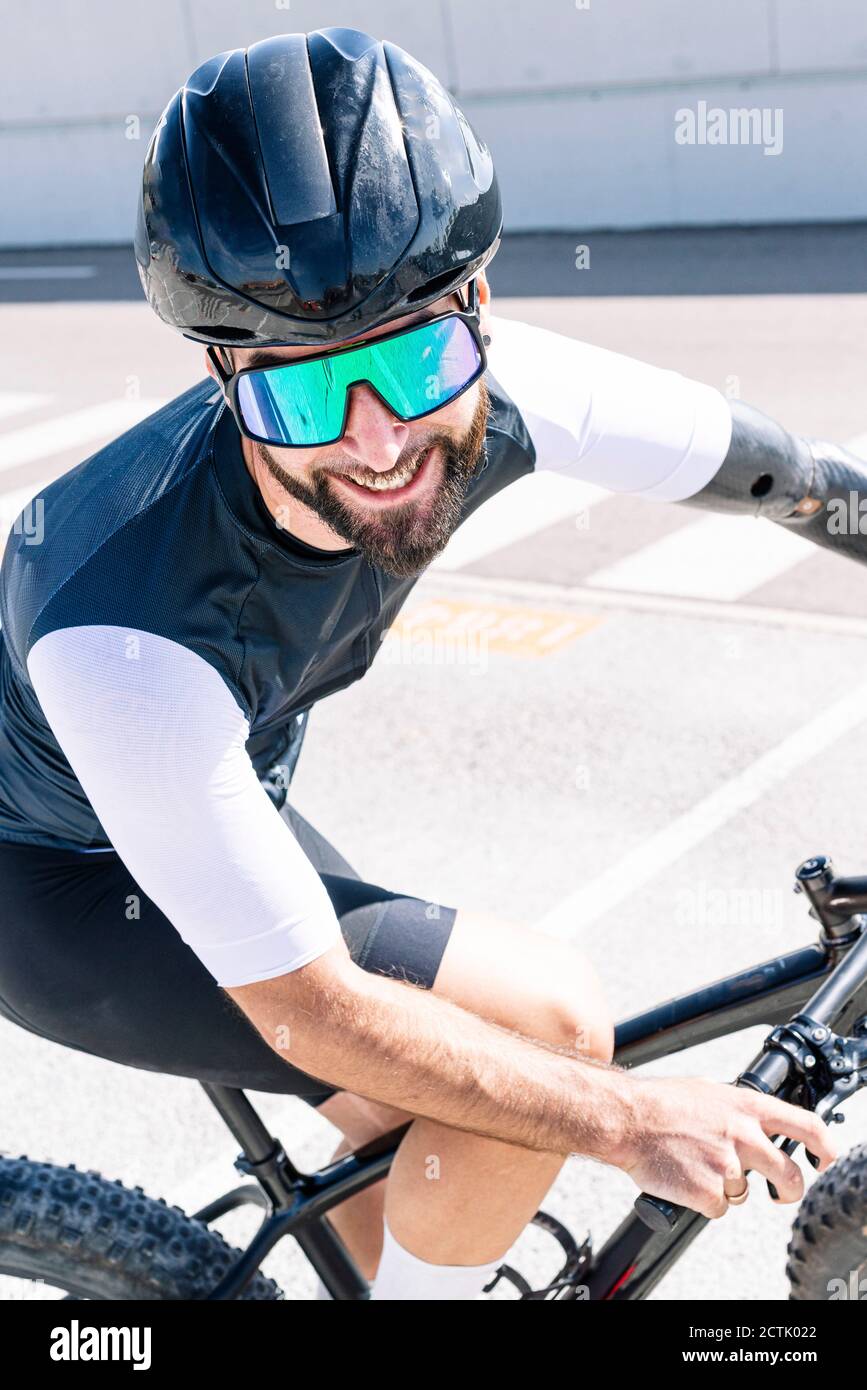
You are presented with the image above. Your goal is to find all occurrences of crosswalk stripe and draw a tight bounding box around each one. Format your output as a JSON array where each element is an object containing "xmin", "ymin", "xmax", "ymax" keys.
[
  {"xmin": 583, "ymin": 431, "xmax": 867, "ymax": 603},
  {"xmin": 585, "ymin": 512, "xmax": 812, "ymax": 601},
  {"xmin": 0, "ymin": 399, "xmax": 167, "ymax": 475},
  {"xmin": 432, "ymin": 471, "xmax": 606, "ymax": 572},
  {"xmin": 0, "ymin": 393, "xmax": 53, "ymax": 422}
]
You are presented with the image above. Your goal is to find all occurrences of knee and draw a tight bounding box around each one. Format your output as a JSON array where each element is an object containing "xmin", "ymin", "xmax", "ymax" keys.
[
  {"xmin": 545, "ymin": 997, "xmax": 614, "ymax": 1063},
  {"xmin": 438, "ymin": 914, "xmax": 616, "ymax": 1065},
  {"xmin": 537, "ymin": 955, "xmax": 615, "ymax": 1064}
]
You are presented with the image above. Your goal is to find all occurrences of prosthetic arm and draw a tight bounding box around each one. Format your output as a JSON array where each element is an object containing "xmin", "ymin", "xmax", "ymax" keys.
[{"xmin": 683, "ymin": 398, "xmax": 867, "ymax": 562}]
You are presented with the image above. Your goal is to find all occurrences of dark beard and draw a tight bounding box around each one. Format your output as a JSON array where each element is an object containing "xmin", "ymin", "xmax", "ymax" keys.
[{"xmin": 253, "ymin": 381, "xmax": 490, "ymax": 580}]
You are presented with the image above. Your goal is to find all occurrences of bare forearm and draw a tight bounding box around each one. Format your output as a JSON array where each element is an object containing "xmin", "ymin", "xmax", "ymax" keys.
[{"xmin": 231, "ymin": 963, "xmax": 633, "ymax": 1161}]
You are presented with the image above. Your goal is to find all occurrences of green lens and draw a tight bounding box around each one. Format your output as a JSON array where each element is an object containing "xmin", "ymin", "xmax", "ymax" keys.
[{"xmin": 236, "ymin": 317, "xmax": 481, "ymax": 446}]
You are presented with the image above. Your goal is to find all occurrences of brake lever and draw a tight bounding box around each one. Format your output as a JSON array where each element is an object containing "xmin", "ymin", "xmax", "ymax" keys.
[
  {"xmin": 766, "ymin": 1086, "xmax": 851, "ymax": 1199},
  {"xmin": 766, "ymin": 1135, "xmax": 819, "ymax": 1201}
]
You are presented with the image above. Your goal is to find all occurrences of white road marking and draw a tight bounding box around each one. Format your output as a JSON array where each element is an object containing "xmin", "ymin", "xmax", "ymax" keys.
[
  {"xmin": 0, "ymin": 393, "xmax": 52, "ymax": 421},
  {"xmin": 584, "ymin": 430, "xmax": 867, "ymax": 602},
  {"xmin": 585, "ymin": 512, "xmax": 812, "ymax": 600},
  {"xmin": 0, "ymin": 266, "xmax": 97, "ymax": 280},
  {"xmin": 532, "ymin": 677, "xmax": 867, "ymax": 940},
  {"xmin": 432, "ymin": 471, "xmax": 606, "ymax": 571},
  {"xmin": 427, "ymin": 568, "xmax": 867, "ymax": 638},
  {"xmin": 0, "ymin": 399, "xmax": 167, "ymax": 474}
]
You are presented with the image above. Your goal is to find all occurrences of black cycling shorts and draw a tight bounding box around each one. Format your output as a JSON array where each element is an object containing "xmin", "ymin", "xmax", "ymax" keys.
[{"xmin": 0, "ymin": 804, "xmax": 457, "ymax": 1108}]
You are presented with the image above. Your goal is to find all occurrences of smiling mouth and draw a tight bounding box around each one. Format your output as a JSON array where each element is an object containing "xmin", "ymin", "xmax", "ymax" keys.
[{"xmin": 331, "ymin": 446, "xmax": 436, "ymax": 503}]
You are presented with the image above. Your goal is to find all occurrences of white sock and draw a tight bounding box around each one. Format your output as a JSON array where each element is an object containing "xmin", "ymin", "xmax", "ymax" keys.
[
  {"xmin": 370, "ymin": 1218, "xmax": 501, "ymax": 1301},
  {"xmin": 314, "ymin": 1276, "xmax": 333, "ymax": 1300}
]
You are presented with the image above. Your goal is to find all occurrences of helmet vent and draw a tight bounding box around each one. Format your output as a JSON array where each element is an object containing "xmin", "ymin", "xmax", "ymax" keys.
[{"xmin": 405, "ymin": 269, "xmax": 461, "ymax": 304}]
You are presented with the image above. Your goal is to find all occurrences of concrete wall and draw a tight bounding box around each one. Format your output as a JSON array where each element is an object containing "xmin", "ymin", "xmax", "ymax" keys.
[{"xmin": 2, "ymin": 0, "xmax": 866, "ymax": 246}]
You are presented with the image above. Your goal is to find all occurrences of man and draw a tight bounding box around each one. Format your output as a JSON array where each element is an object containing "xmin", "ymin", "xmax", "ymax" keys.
[{"xmin": 0, "ymin": 27, "xmax": 854, "ymax": 1301}]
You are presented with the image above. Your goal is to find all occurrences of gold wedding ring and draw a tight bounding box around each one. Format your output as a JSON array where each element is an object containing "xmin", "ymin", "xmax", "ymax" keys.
[{"xmin": 725, "ymin": 1179, "xmax": 750, "ymax": 1205}]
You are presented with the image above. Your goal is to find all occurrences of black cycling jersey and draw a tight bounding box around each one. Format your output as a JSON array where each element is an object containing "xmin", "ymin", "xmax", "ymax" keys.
[{"xmin": 0, "ymin": 376, "xmax": 533, "ymax": 850}]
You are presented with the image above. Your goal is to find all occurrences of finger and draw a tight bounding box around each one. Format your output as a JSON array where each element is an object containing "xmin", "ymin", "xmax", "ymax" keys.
[
  {"xmin": 699, "ymin": 1189, "xmax": 730, "ymax": 1221},
  {"xmin": 722, "ymin": 1176, "xmax": 749, "ymax": 1200},
  {"xmin": 753, "ymin": 1099, "xmax": 838, "ymax": 1170},
  {"xmin": 737, "ymin": 1131, "xmax": 805, "ymax": 1203},
  {"xmin": 721, "ymin": 1158, "xmax": 748, "ymax": 1199}
]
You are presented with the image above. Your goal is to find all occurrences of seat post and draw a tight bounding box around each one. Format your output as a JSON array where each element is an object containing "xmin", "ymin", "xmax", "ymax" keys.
[
  {"xmin": 199, "ymin": 1081, "xmax": 371, "ymax": 1298},
  {"xmin": 199, "ymin": 1082, "xmax": 306, "ymax": 1194}
]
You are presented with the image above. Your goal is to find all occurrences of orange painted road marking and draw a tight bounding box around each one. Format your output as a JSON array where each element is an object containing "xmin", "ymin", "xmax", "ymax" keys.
[{"xmin": 386, "ymin": 598, "xmax": 601, "ymax": 660}]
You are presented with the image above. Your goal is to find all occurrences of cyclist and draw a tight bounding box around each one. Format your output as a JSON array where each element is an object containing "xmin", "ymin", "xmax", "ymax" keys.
[{"xmin": 0, "ymin": 27, "xmax": 853, "ymax": 1301}]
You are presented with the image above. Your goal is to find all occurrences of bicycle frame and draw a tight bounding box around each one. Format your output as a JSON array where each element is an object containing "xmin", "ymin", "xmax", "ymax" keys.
[{"xmin": 194, "ymin": 855, "xmax": 867, "ymax": 1301}]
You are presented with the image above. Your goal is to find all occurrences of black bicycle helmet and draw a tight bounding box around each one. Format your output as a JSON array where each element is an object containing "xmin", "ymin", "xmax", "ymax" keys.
[{"xmin": 134, "ymin": 26, "xmax": 502, "ymax": 347}]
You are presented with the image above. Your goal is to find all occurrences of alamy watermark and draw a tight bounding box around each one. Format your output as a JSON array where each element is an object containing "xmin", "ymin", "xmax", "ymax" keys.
[
  {"xmin": 675, "ymin": 882, "xmax": 784, "ymax": 932},
  {"xmin": 50, "ymin": 1320, "xmax": 151, "ymax": 1369},
  {"xmin": 826, "ymin": 490, "xmax": 867, "ymax": 535},
  {"xmin": 3, "ymin": 496, "xmax": 44, "ymax": 546},
  {"xmin": 675, "ymin": 101, "xmax": 783, "ymax": 157},
  {"xmin": 379, "ymin": 620, "xmax": 489, "ymax": 672},
  {"xmin": 827, "ymin": 1270, "xmax": 867, "ymax": 1299}
]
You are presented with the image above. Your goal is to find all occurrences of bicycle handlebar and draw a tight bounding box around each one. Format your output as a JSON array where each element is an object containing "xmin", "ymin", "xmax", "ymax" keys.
[{"xmin": 632, "ymin": 858, "xmax": 867, "ymax": 1234}]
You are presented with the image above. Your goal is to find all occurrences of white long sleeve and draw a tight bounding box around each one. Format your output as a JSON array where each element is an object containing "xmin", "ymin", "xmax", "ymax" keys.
[
  {"xmin": 27, "ymin": 625, "xmax": 343, "ymax": 987},
  {"xmin": 485, "ymin": 315, "xmax": 733, "ymax": 500}
]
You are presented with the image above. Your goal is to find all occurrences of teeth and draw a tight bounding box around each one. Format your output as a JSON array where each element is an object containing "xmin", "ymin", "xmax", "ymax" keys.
[{"xmin": 349, "ymin": 452, "xmax": 425, "ymax": 492}]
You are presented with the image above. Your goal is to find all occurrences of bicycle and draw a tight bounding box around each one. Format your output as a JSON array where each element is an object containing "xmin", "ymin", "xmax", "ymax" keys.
[{"xmin": 1, "ymin": 851, "xmax": 866, "ymax": 1300}]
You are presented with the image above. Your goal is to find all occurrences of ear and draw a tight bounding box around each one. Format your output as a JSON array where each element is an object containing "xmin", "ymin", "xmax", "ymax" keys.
[{"xmin": 477, "ymin": 271, "xmax": 492, "ymax": 346}]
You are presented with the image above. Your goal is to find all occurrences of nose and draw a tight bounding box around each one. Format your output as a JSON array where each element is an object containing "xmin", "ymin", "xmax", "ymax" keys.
[{"xmin": 339, "ymin": 384, "xmax": 409, "ymax": 472}]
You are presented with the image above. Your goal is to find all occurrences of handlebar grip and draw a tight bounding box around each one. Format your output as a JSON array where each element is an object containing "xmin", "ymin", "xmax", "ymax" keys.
[
  {"xmin": 636, "ymin": 1137, "xmax": 822, "ymax": 1224},
  {"xmin": 633, "ymin": 1194, "xmax": 685, "ymax": 1231}
]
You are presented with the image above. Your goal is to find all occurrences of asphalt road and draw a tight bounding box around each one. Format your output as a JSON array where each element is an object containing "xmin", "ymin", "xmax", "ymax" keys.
[{"xmin": 1, "ymin": 229, "xmax": 866, "ymax": 1301}]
